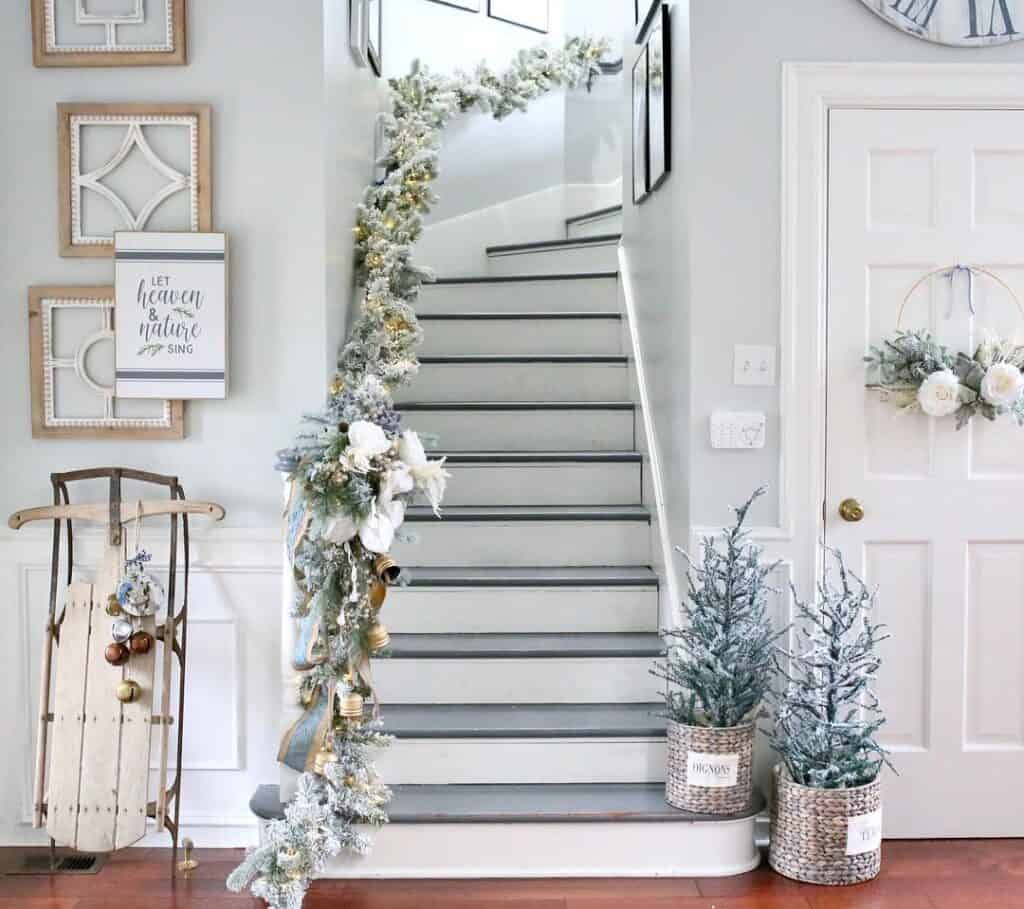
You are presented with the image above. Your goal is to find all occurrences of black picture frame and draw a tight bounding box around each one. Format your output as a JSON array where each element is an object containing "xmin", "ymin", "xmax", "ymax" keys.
[
  {"xmin": 632, "ymin": 46, "xmax": 649, "ymax": 205},
  {"xmin": 646, "ymin": 5, "xmax": 671, "ymax": 193},
  {"xmin": 635, "ymin": 0, "xmax": 660, "ymax": 42},
  {"xmin": 367, "ymin": 0, "xmax": 382, "ymax": 77},
  {"xmin": 427, "ymin": 0, "xmax": 481, "ymax": 10},
  {"xmin": 487, "ymin": 0, "xmax": 549, "ymax": 34}
]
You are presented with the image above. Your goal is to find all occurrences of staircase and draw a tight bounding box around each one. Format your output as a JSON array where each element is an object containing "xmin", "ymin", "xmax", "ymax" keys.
[{"xmin": 253, "ymin": 203, "xmax": 762, "ymax": 878}]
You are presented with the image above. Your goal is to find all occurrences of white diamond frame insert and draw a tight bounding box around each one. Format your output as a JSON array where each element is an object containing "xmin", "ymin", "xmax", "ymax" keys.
[
  {"xmin": 32, "ymin": 1, "xmax": 186, "ymax": 69},
  {"xmin": 29, "ymin": 286, "xmax": 184, "ymax": 439},
  {"xmin": 58, "ymin": 104, "xmax": 211, "ymax": 257}
]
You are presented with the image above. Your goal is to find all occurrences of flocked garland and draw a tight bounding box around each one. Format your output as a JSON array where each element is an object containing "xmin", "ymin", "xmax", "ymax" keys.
[{"xmin": 227, "ymin": 36, "xmax": 610, "ymax": 909}]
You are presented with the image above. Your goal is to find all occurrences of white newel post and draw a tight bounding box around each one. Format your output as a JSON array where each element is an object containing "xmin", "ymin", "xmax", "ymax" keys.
[{"xmin": 280, "ymin": 474, "xmax": 301, "ymax": 802}]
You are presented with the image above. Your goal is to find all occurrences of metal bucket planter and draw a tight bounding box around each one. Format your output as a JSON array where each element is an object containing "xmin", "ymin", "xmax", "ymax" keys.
[
  {"xmin": 769, "ymin": 765, "xmax": 882, "ymax": 886},
  {"xmin": 665, "ymin": 720, "xmax": 755, "ymax": 815}
]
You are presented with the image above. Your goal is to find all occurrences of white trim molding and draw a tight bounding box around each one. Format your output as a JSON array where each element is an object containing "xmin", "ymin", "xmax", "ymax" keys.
[{"xmin": 781, "ymin": 61, "xmax": 1024, "ymax": 602}]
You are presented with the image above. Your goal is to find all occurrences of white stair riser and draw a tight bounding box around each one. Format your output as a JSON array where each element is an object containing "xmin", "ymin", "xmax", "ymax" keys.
[
  {"xmin": 389, "ymin": 586, "xmax": 658, "ymax": 633},
  {"xmin": 567, "ymin": 213, "xmax": 624, "ymax": 240},
  {"xmin": 488, "ymin": 243, "xmax": 619, "ymax": 276},
  {"xmin": 418, "ymin": 318, "xmax": 622, "ymax": 356},
  {"xmin": 443, "ymin": 462, "xmax": 641, "ymax": 507},
  {"xmin": 378, "ymin": 739, "xmax": 665, "ymax": 784},
  {"xmin": 417, "ymin": 279, "xmax": 618, "ymax": 315},
  {"xmin": 375, "ymin": 657, "xmax": 657, "ymax": 704},
  {"xmin": 402, "ymin": 409, "xmax": 635, "ymax": 452},
  {"xmin": 398, "ymin": 363, "xmax": 629, "ymax": 404},
  {"xmin": 302, "ymin": 819, "xmax": 761, "ymax": 878},
  {"xmin": 396, "ymin": 520, "xmax": 650, "ymax": 567}
]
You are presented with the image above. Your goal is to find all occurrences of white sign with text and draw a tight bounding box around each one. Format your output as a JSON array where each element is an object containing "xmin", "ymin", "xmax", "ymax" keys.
[
  {"xmin": 686, "ymin": 751, "xmax": 740, "ymax": 788},
  {"xmin": 846, "ymin": 808, "xmax": 883, "ymax": 856},
  {"xmin": 115, "ymin": 232, "xmax": 227, "ymax": 399}
]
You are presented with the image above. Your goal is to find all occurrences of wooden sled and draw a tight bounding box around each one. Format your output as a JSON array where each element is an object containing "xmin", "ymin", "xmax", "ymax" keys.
[{"xmin": 9, "ymin": 468, "xmax": 225, "ymax": 872}]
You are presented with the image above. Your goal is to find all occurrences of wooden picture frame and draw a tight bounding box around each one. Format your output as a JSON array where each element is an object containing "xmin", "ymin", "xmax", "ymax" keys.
[
  {"xmin": 57, "ymin": 102, "xmax": 212, "ymax": 258},
  {"xmin": 646, "ymin": 5, "xmax": 671, "ymax": 194},
  {"xmin": 29, "ymin": 286, "xmax": 185, "ymax": 440},
  {"xmin": 30, "ymin": 0, "xmax": 187, "ymax": 68}
]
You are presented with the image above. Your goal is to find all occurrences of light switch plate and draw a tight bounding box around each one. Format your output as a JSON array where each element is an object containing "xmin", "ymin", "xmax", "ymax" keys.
[
  {"xmin": 734, "ymin": 345, "xmax": 777, "ymax": 386},
  {"xmin": 710, "ymin": 411, "xmax": 767, "ymax": 450}
]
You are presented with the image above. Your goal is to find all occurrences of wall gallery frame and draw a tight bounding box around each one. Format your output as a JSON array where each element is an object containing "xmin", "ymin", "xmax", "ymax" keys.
[
  {"xmin": 488, "ymin": 0, "xmax": 548, "ymax": 33},
  {"xmin": 57, "ymin": 102, "xmax": 212, "ymax": 258},
  {"xmin": 646, "ymin": 5, "xmax": 671, "ymax": 193},
  {"xmin": 632, "ymin": 46, "xmax": 649, "ymax": 205},
  {"xmin": 28, "ymin": 286, "xmax": 184, "ymax": 439},
  {"xmin": 349, "ymin": 0, "xmax": 368, "ymax": 66},
  {"xmin": 428, "ymin": 0, "xmax": 481, "ymax": 11},
  {"xmin": 30, "ymin": 0, "xmax": 187, "ymax": 67},
  {"xmin": 367, "ymin": 0, "xmax": 382, "ymax": 76},
  {"xmin": 635, "ymin": 0, "xmax": 659, "ymax": 40}
]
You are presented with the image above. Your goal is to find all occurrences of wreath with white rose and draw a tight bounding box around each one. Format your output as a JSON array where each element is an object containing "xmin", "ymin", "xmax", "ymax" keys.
[{"xmin": 865, "ymin": 266, "xmax": 1024, "ymax": 429}]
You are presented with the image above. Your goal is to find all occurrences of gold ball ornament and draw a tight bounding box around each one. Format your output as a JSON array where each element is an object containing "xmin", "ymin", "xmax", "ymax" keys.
[
  {"xmin": 115, "ymin": 679, "xmax": 142, "ymax": 703},
  {"xmin": 338, "ymin": 691, "xmax": 365, "ymax": 721},
  {"xmin": 329, "ymin": 375, "xmax": 345, "ymax": 396},
  {"xmin": 367, "ymin": 621, "xmax": 391, "ymax": 653}
]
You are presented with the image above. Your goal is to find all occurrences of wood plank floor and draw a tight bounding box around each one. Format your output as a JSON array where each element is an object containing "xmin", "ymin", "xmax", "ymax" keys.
[{"xmin": 0, "ymin": 842, "xmax": 1022, "ymax": 908}]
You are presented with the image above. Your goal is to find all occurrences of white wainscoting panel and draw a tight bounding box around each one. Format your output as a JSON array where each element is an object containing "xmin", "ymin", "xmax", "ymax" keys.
[{"xmin": 1, "ymin": 526, "xmax": 282, "ymax": 848}]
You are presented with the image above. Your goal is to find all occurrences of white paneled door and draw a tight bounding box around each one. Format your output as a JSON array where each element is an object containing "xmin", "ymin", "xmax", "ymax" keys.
[{"xmin": 827, "ymin": 109, "xmax": 1024, "ymax": 837}]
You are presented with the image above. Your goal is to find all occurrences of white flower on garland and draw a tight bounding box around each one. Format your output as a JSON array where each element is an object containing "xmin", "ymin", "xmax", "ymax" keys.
[
  {"xmin": 359, "ymin": 499, "xmax": 406, "ymax": 553},
  {"xmin": 917, "ymin": 369, "xmax": 963, "ymax": 417},
  {"xmin": 399, "ymin": 430, "xmax": 450, "ymax": 515},
  {"xmin": 342, "ymin": 421, "xmax": 391, "ymax": 473},
  {"xmin": 980, "ymin": 361, "xmax": 1024, "ymax": 408}
]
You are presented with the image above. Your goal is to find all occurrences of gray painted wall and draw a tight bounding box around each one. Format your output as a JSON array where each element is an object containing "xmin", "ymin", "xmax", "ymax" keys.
[
  {"xmin": 0, "ymin": 1, "xmax": 383, "ymax": 527},
  {"xmin": 621, "ymin": 1, "xmax": 694, "ymax": 552},
  {"xmin": 687, "ymin": 0, "xmax": 1024, "ymax": 528}
]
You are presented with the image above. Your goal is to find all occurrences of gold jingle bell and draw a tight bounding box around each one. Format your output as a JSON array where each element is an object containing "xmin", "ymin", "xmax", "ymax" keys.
[
  {"xmin": 373, "ymin": 555, "xmax": 401, "ymax": 585},
  {"xmin": 367, "ymin": 621, "xmax": 391, "ymax": 652},
  {"xmin": 105, "ymin": 594, "xmax": 122, "ymax": 617},
  {"xmin": 116, "ymin": 679, "xmax": 142, "ymax": 703},
  {"xmin": 338, "ymin": 691, "xmax": 364, "ymax": 721},
  {"xmin": 369, "ymin": 581, "xmax": 387, "ymax": 612},
  {"xmin": 313, "ymin": 746, "xmax": 339, "ymax": 776}
]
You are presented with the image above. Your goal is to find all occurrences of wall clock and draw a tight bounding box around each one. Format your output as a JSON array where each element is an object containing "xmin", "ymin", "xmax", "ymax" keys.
[{"xmin": 858, "ymin": 0, "xmax": 1024, "ymax": 46}]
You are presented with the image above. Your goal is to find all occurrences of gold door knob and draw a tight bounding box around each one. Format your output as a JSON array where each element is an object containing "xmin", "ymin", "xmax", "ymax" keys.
[{"xmin": 838, "ymin": 498, "xmax": 865, "ymax": 522}]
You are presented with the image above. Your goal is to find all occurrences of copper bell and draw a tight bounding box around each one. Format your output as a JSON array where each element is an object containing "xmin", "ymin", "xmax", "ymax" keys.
[
  {"xmin": 129, "ymin": 631, "xmax": 154, "ymax": 655},
  {"xmin": 367, "ymin": 621, "xmax": 391, "ymax": 652},
  {"xmin": 373, "ymin": 554, "xmax": 401, "ymax": 585},
  {"xmin": 116, "ymin": 679, "xmax": 142, "ymax": 703},
  {"xmin": 105, "ymin": 642, "xmax": 130, "ymax": 666},
  {"xmin": 369, "ymin": 581, "xmax": 387, "ymax": 612},
  {"xmin": 338, "ymin": 691, "xmax": 364, "ymax": 721}
]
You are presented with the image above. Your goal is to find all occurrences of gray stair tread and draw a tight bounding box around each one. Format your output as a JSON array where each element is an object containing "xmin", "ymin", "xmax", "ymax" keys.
[
  {"xmin": 251, "ymin": 783, "xmax": 764, "ymax": 824},
  {"xmin": 431, "ymin": 272, "xmax": 617, "ymax": 285},
  {"xmin": 405, "ymin": 505, "xmax": 650, "ymax": 522},
  {"xmin": 487, "ymin": 234, "xmax": 622, "ymax": 255},
  {"xmin": 419, "ymin": 311, "xmax": 621, "ymax": 321},
  {"xmin": 438, "ymin": 451, "xmax": 641, "ymax": 464},
  {"xmin": 389, "ymin": 632, "xmax": 662, "ymax": 659},
  {"xmin": 384, "ymin": 703, "xmax": 665, "ymax": 739},
  {"xmin": 419, "ymin": 354, "xmax": 627, "ymax": 364},
  {"xmin": 399, "ymin": 401, "xmax": 634, "ymax": 411},
  {"xmin": 404, "ymin": 566, "xmax": 657, "ymax": 588}
]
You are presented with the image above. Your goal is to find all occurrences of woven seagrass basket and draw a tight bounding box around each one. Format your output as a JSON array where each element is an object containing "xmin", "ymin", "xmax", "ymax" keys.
[
  {"xmin": 769, "ymin": 765, "xmax": 882, "ymax": 886},
  {"xmin": 665, "ymin": 720, "xmax": 755, "ymax": 815}
]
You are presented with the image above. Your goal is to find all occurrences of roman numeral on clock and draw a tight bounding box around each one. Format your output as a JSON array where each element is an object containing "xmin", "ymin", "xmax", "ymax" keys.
[
  {"xmin": 966, "ymin": 0, "xmax": 1018, "ymax": 36},
  {"xmin": 890, "ymin": 0, "xmax": 939, "ymax": 28}
]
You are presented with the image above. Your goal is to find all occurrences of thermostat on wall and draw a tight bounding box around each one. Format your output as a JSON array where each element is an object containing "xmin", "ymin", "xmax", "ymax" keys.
[{"xmin": 710, "ymin": 412, "xmax": 766, "ymax": 450}]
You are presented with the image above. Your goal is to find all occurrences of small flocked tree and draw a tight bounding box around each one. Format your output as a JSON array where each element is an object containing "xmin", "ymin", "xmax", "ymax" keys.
[
  {"xmin": 653, "ymin": 487, "xmax": 783, "ymax": 728},
  {"xmin": 769, "ymin": 547, "xmax": 892, "ymax": 789}
]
